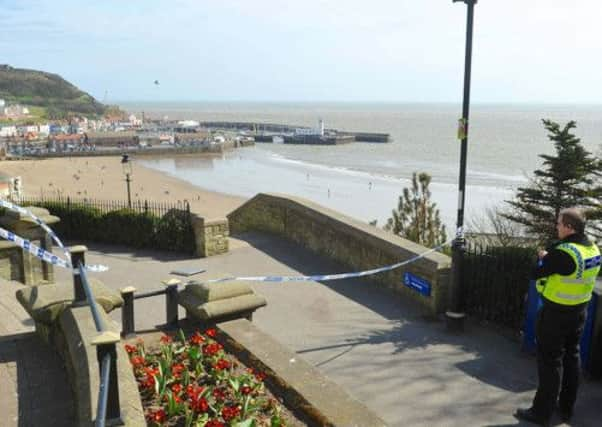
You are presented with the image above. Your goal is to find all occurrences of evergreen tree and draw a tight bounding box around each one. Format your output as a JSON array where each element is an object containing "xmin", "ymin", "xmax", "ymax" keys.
[
  {"xmin": 504, "ymin": 119, "xmax": 602, "ymax": 243},
  {"xmin": 385, "ymin": 172, "xmax": 447, "ymax": 247}
]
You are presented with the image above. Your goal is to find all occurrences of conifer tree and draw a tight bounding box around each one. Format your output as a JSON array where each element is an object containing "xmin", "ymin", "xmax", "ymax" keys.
[
  {"xmin": 504, "ymin": 119, "xmax": 602, "ymax": 243},
  {"xmin": 385, "ymin": 172, "xmax": 447, "ymax": 247}
]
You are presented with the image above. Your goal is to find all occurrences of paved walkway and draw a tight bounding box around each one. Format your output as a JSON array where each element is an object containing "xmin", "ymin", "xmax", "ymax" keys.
[
  {"xmin": 0, "ymin": 280, "xmax": 74, "ymax": 426},
  {"xmin": 49, "ymin": 232, "xmax": 602, "ymax": 427}
]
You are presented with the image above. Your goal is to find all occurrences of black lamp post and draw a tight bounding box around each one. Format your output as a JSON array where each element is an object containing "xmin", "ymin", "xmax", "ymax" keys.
[
  {"xmin": 446, "ymin": 0, "xmax": 477, "ymax": 332},
  {"xmin": 121, "ymin": 154, "xmax": 133, "ymax": 208}
]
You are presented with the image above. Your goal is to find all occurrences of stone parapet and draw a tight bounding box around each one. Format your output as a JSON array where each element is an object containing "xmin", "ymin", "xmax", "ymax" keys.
[
  {"xmin": 0, "ymin": 240, "xmax": 23, "ymax": 283},
  {"xmin": 191, "ymin": 214, "xmax": 229, "ymax": 257},
  {"xmin": 228, "ymin": 193, "xmax": 451, "ymax": 315},
  {"xmin": 0, "ymin": 206, "xmax": 59, "ymax": 285},
  {"xmin": 49, "ymin": 306, "xmax": 145, "ymax": 426}
]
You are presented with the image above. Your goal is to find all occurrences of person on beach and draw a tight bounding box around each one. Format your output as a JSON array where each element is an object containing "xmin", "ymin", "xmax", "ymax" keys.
[{"xmin": 515, "ymin": 208, "xmax": 600, "ymax": 426}]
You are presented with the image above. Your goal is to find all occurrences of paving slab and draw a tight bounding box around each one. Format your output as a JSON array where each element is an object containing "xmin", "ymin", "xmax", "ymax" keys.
[
  {"xmin": 50, "ymin": 232, "xmax": 602, "ymax": 427},
  {"xmin": 0, "ymin": 279, "xmax": 75, "ymax": 426}
]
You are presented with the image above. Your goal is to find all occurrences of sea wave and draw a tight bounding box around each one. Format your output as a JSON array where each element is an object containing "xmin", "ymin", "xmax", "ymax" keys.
[{"xmin": 263, "ymin": 149, "xmax": 527, "ymax": 188}]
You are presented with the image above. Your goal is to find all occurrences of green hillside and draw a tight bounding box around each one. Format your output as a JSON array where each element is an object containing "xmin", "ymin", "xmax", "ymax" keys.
[{"xmin": 0, "ymin": 64, "xmax": 106, "ymax": 119}]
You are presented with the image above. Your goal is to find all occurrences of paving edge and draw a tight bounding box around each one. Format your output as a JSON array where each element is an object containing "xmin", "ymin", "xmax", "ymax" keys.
[{"xmin": 216, "ymin": 319, "xmax": 388, "ymax": 427}]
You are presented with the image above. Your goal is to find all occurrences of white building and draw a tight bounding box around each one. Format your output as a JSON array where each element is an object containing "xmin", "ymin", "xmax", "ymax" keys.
[
  {"xmin": 295, "ymin": 119, "xmax": 324, "ymax": 136},
  {"xmin": 0, "ymin": 125, "xmax": 17, "ymax": 137},
  {"xmin": 178, "ymin": 120, "xmax": 200, "ymax": 128},
  {"xmin": 3, "ymin": 104, "xmax": 29, "ymax": 118},
  {"xmin": 129, "ymin": 114, "xmax": 142, "ymax": 126},
  {"xmin": 38, "ymin": 124, "xmax": 50, "ymax": 136}
]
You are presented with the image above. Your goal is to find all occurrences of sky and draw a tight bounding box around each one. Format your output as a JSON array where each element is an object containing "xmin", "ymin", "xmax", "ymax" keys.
[{"xmin": 1, "ymin": 0, "xmax": 601, "ymax": 103}]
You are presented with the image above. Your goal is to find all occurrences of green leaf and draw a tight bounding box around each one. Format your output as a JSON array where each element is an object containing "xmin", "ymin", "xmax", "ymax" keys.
[
  {"xmin": 185, "ymin": 409, "xmax": 194, "ymax": 427},
  {"xmin": 270, "ymin": 416, "xmax": 283, "ymax": 427},
  {"xmin": 234, "ymin": 419, "xmax": 256, "ymax": 427},
  {"xmin": 178, "ymin": 329, "xmax": 187, "ymax": 343},
  {"xmin": 195, "ymin": 414, "xmax": 209, "ymax": 427},
  {"xmin": 182, "ymin": 368, "xmax": 190, "ymax": 387},
  {"xmin": 229, "ymin": 377, "xmax": 240, "ymax": 392}
]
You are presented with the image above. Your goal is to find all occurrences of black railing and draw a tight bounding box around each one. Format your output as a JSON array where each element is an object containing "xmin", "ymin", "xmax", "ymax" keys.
[
  {"xmin": 18, "ymin": 195, "xmax": 196, "ymax": 254},
  {"xmin": 18, "ymin": 194, "xmax": 189, "ymax": 218},
  {"xmin": 461, "ymin": 243, "xmax": 536, "ymax": 331},
  {"xmin": 71, "ymin": 247, "xmax": 122, "ymax": 427}
]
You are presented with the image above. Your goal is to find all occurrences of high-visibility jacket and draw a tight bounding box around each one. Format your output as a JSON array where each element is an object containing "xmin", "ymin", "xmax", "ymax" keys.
[{"xmin": 536, "ymin": 242, "xmax": 601, "ymax": 306}]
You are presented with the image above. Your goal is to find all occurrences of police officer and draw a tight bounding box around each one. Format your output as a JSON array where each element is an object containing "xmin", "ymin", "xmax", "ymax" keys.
[{"xmin": 515, "ymin": 208, "xmax": 600, "ymax": 426}]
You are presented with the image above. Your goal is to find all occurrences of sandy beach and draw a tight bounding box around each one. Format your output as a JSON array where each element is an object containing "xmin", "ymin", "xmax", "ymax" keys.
[{"xmin": 0, "ymin": 156, "xmax": 247, "ymax": 220}]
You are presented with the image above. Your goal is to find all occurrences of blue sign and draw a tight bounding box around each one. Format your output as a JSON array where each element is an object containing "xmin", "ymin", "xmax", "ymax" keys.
[{"xmin": 403, "ymin": 272, "xmax": 431, "ymax": 297}]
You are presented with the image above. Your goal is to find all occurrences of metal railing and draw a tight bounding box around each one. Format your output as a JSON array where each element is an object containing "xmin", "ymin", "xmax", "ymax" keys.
[
  {"xmin": 461, "ymin": 243, "xmax": 535, "ymax": 331},
  {"xmin": 120, "ymin": 278, "xmax": 181, "ymax": 338},
  {"xmin": 71, "ymin": 247, "xmax": 122, "ymax": 427}
]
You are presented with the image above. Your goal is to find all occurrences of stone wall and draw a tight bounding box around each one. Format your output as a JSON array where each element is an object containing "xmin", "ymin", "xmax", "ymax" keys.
[
  {"xmin": 48, "ymin": 306, "xmax": 145, "ymax": 426},
  {"xmin": 0, "ymin": 207, "xmax": 57, "ymax": 285},
  {"xmin": 228, "ymin": 193, "xmax": 451, "ymax": 314},
  {"xmin": 0, "ymin": 232, "xmax": 54, "ymax": 285},
  {"xmin": 35, "ymin": 140, "xmax": 251, "ymax": 159},
  {"xmin": 191, "ymin": 215, "xmax": 229, "ymax": 257},
  {"xmin": 0, "ymin": 241, "xmax": 23, "ymax": 282}
]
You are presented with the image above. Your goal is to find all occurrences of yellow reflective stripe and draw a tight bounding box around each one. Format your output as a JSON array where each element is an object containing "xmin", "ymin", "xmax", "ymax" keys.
[
  {"xmin": 555, "ymin": 292, "xmax": 591, "ymax": 301},
  {"xmin": 560, "ymin": 278, "xmax": 596, "ymax": 285}
]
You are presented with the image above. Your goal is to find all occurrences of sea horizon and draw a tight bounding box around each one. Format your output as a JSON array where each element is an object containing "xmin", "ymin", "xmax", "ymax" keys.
[{"xmin": 125, "ymin": 101, "xmax": 602, "ymax": 234}]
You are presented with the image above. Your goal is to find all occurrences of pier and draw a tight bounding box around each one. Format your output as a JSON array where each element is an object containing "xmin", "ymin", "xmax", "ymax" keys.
[{"xmin": 199, "ymin": 121, "xmax": 390, "ymax": 143}]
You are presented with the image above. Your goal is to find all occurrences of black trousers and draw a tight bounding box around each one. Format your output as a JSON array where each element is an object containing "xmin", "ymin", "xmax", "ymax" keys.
[{"xmin": 532, "ymin": 300, "xmax": 587, "ymax": 419}]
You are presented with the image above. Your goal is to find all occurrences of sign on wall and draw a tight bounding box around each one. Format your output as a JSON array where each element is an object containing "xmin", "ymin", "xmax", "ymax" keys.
[{"xmin": 403, "ymin": 272, "xmax": 431, "ymax": 297}]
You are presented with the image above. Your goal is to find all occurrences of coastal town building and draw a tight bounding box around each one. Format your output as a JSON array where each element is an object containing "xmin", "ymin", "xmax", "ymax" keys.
[
  {"xmin": 295, "ymin": 119, "xmax": 325, "ymax": 136},
  {"xmin": 2, "ymin": 104, "xmax": 30, "ymax": 118},
  {"xmin": 0, "ymin": 125, "xmax": 17, "ymax": 137},
  {"xmin": 0, "ymin": 172, "xmax": 20, "ymax": 198}
]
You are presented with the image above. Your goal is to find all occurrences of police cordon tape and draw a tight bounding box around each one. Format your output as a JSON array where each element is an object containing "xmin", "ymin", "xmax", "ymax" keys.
[
  {"xmin": 0, "ymin": 198, "xmax": 71, "ymax": 260},
  {"xmin": 0, "ymin": 199, "xmax": 453, "ymax": 280},
  {"xmin": 202, "ymin": 239, "xmax": 453, "ymax": 284},
  {"xmin": 0, "ymin": 199, "xmax": 108, "ymax": 272}
]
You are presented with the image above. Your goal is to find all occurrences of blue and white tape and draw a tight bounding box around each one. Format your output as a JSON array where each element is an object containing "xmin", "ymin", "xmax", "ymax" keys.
[
  {"xmin": 0, "ymin": 199, "xmax": 108, "ymax": 272},
  {"xmin": 0, "ymin": 198, "xmax": 71, "ymax": 262},
  {"xmin": 0, "ymin": 227, "xmax": 69, "ymax": 268},
  {"xmin": 203, "ymin": 240, "xmax": 452, "ymax": 284}
]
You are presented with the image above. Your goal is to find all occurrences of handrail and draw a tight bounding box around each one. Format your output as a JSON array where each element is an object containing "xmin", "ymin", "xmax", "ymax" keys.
[
  {"xmin": 75, "ymin": 259, "xmax": 117, "ymax": 427},
  {"xmin": 95, "ymin": 353, "xmax": 112, "ymax": 427},
  {"xmin": 78, "ymin": 261, "xmax": 106, "ymax": 332}
]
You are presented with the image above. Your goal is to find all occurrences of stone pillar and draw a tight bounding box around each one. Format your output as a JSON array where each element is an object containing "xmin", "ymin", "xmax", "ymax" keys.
[
  {"xmin": 0, "ymin": 206, "xmax": 60, "ymax": 285},
  {"xmin": 191, "ymin": 214, "xmax": 229, "ymax": 258}
]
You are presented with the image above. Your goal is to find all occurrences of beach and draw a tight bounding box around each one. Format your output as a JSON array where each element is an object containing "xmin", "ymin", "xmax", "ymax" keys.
[{"xmin": 0, "ymin": 156, "xmax": 247, "ymax": 220}]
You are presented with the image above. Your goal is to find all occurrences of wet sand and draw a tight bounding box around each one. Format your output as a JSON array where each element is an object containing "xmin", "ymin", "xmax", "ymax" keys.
[{"xmin": 0, "ymin": 156, "xmax": 247, "ymax": 220}]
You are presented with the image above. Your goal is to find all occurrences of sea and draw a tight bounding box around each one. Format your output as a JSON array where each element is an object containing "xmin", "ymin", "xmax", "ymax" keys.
[{"xmin": 119, "ymin": 102, "xmax": 602, "ymax": 234}]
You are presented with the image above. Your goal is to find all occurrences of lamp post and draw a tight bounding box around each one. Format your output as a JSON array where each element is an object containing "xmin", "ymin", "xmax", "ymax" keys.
[
  {"xmin": 446, "ymin": 0, "xmax": 477, "ymax": 332},
  {"xmin": 121, "ymin": 154, "xmax": 133, "ymax": 208}
]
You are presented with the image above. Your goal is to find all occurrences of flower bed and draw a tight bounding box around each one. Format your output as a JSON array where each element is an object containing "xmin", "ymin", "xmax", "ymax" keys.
[{"xmin": 125, "ymin": 329, "xmax": 304, "ymax": 427}]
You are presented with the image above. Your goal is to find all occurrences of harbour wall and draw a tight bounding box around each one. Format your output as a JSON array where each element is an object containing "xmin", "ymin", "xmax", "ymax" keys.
[{"xmin": 200, "ymin": 121, "xmax": 390, "ymax": 143}]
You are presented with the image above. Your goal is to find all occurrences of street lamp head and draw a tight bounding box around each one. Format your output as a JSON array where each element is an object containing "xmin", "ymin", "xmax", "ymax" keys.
[
  {"xmin": 453, "ymin": 0, "xmax": 477, "ymax": 3},
  {"xmin": 121, "ymin": 153, "xmax": 132, "ymax": 176}
]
